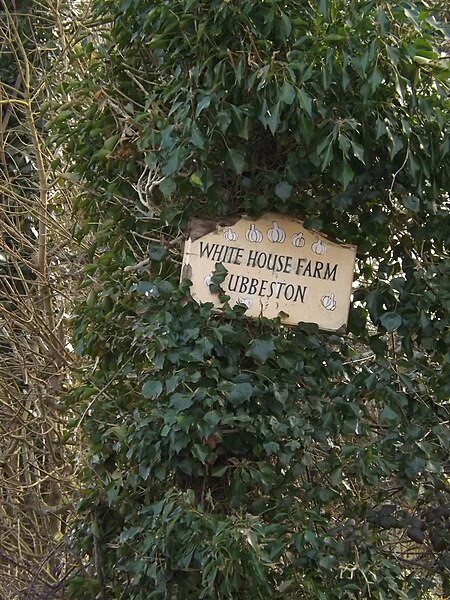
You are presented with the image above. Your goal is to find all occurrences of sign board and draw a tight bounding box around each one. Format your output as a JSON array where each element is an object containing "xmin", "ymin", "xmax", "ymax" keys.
[{"xmin": 181, "ymin": 213, "xmax": 356, "ymax": 332}]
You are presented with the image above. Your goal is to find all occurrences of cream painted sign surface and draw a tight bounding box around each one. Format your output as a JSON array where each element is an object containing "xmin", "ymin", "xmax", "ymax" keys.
[{"xmin": 182, "ymin": 213, "xmax": 356, "ymax": 332}]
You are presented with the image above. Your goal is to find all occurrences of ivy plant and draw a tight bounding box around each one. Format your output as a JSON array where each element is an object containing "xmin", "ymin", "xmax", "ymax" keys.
[{"xmin": 53, "ymin": 0, "xmax": 450, "ymax": 598}]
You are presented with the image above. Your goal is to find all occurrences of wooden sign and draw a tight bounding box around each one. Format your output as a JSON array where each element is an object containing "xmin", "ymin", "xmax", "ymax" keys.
[{"xmin": 181, "ymin": 213, "xmax": 356, "ymax": 332}]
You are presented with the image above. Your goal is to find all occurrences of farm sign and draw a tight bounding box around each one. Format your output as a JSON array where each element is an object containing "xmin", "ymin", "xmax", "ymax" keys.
[{"xmin": 181, "ymin": 213, "xmax": 356, "ymax": 332}]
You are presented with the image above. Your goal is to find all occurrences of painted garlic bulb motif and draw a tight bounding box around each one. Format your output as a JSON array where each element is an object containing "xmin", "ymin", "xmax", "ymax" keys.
[
  {"xmin": 321, "ymin": 293, "xmax": 336, "ymax": 311},
  {"xmin": 246, "ymin": 223, "xmax": 263, "ymax": 243},
  {"xmin": 291, "ymin": 232, "xmax": 305, "ymax": 247},
  {"xmin": 312, "ymin": 239, "xmax": 326, "ymax": 255},
  {"xmin": 237, "ymin": 297, "xmax": 253, "ymax": 309},
  {"xmin": 267, "ymin": 221, "xmax": 286, "ymax": 243},
  {"xmin": 223, "ymin": 228, "xmax": 238, "ymax": 242}
]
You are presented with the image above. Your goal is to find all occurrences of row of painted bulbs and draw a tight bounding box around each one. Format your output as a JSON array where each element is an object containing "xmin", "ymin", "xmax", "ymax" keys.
[{"xmin": 224, "ymin": 222, "xmax": 326, "ymax": 255}]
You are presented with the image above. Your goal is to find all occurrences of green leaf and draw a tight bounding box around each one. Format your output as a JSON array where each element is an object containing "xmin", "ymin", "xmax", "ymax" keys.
[
  {"xmin": 217, "ymin": 111, "xmax": 232, "ymax": 133},
  {"xmin": 380, "ymin": 312, "xmax": 402, "ymax": 331},
  {"xmin": 263, "ymin": 441, "xmax": 279, "ymax": 455},
  {"xmin": 274, "ymin": 181, "xmax": 293, "ymax": 201},
  {"xmin": 408, "ymin": 152, "xmax": 420, "ymax": 181},
  {"xmin": 402, "ymin": 195, "xmax": 420, "ymax": 212},
  {"xmin": 338, "ymin": 134, "xmax": 351, "ymax": 156},
  {"xmin": 195, "ymin": 95, "xmax": 212, "ymax": 117},
  {"xmin": 338, "ymin": 159, "xmax": 354, "ymax": 190},
  {"xmin": 131, "ymin": 281, "xmax": 158, "ymax": 296},
  {"xmin": 212, "ymin": 464, "xmax": 228, "ymax": 477},
  {"xmin": 237, "ymin": 116, "xmax": 249, "ymax": 140},
  {"xmin": 280, "ymin": 13, "xmax": 292, "ymax": 40},
  {"xmin": 142, "ymin": 380, "xmax": 163, "ymax": 399},
  {"xmin": 369, "ymin": 67, "xmax": 383, "ymax": 93},
  {"xmin": 389, "ymin": 134, "xmax": 404, "ymax": 160},
  {"xmin": 375, "ymin": 118, "xmax": 387, "ymax": 139},
  {"xmin": 227, "ymin": 382, "xmax": 253, "ymax": 405},
  {"xmin": 92, "ymin": 148, "xmax": 110, "ymax": 161},
  {"xmin": 103, "ymin": 134, "xmax": 120, "ymax": 151},
  {"xmin": 377, "ymin": 8, "xmax": 390, "ymax": 35},
  {"xmin": 266, "ymin": 101, "xmax": 281, "ymax": 135},
  {"xmin": 210, "ymin": 262, "xmax": 228, "ymax": 288},
  {"xmin": 280, "ymin": 81, "xmax": 295, "ymax": 105},
  {"xmin": 162, "ymin": 146, "xmax": 183, "ymax": 176},
  {"xmin": 227, "ymin": 148, "xmax": 246, "ymax": 174},
  {"xmin": 191, "ymin": 123, "xmax": 205, "ymax": 148},
  {"xmin": 330, "ymin": 467, "xmax": 342, "ymax": 486},
  {"xmin": 297, "ymin": 88, "xmax": 312, "ymax": 117},
  {"xmin": 380, "ymin": 405, "xmax": 400, "ymax": 426},
  {"xmin": 169, "ymin": 393, "xmax": 193, "ymax": 411},
  {"xmin": 192, "ymin": 443, "xmax": 209, "ymax": 463},
  {"xmin": 246, "ymin": 338, "xmax": 275, "ymax": 363},
  {"xmin": 204, "ymin": 410, "xmax": 221, "ymax": 427},
  {"xmin": 159, "ymin": 177, "xmax": 176, "ymax": 197},
  {"xmin": 148, "ymin": 244, "xmax": 167, "ymax": 262},
  {"xmin": 320, "ymin": 143, "xmax": 334, "ymax": 171},
  {"xmin": 120, "ymin": 526, "xmax": 142, "ymax": 542},
  {"xmin": 189, "ymin": 171, "xmax": 203, "ymax": 188},
  {"xmin": 319, "ymin": 555, "xmax": 337, "ymax": 570},
  {"xmin": 246, "ymin": 530, "xmax": 258, "ymax": 550},
  {"xmin": 351, "ymin": 141, "xmax": 365, "ymax": 164}
]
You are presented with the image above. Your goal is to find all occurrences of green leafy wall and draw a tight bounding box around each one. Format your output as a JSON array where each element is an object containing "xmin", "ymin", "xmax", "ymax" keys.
[{"xmin": 55, "ymin": 1, "xmax": 450, "ymax": 598}]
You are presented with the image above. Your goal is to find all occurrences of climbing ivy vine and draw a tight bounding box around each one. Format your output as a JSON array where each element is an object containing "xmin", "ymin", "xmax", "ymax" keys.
[{"xmin": 53, "ymin": 0, "xmax": 449, "ymax": 598}]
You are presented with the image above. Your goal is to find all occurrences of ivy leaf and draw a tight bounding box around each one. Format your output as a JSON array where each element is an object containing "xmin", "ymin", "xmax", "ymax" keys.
[
  {"xmin": 212, "ymin": 465, "xmax": 228, "ymax": 477},
  {"xmin": 351, "ymin": 141, "xmax": 365, "ymax": 164},
  {"xmin": 191, "ymin": 123, "xmax": 205, "ymax": 148},
  {"xmin": 189, "ymin": 171, "xmax": 203, "ymax": 188},
  {"xmin": 280, "ymin": 13, "xmax": 292, "ymax": 40},
  {"xmin": 246, "ymin": 338, "xmax": 275, "ymax": 363},
  {"xmin": 227, "ymin": 148, "xmax": 246, "ymax": 174},
  {"xmin": 162, "ymin": 146, "xmax": 183, "ymax": 176},
  {"xmin": 338, "ymin": 159, "xmax": 354, "ymax": 190},
  {"xmin": 169, "ymin": 393, "xmax": 193, "ymax": 411},
  {"xmin": 192, "ymin": 443, "xmax": 209, "ymax": 463},
  {"xmin": 280, "ymin": 81, "xmax": 295, "ymax": 105},
  {"xmin": 380, "ymin": 405, "xmax": 400, "ymax": 426},
  {"xmin": 103, "ymin": 134, "xmax": 120, "ymax": 151},
  {"xmin": 380, "ymin": 312, "xmax": 402, "ymax": 331},
  {"xmin": 195, "ymin": 95, "xmax": 212, "ymax": 117},
  {"xmin": 246, "ymin": 530, "xmax": 258, "ymax": 550},
  {"xmin": 209, "ymin": 262, "xmax": 228, "ymax": 292},
  {"xmin": 402, "ymin": 195, "xmax": 420, "ymax": 212},
  {"xmin": 217, "ymin": 111, "xmax": 232, "ymax": 133},
  {"xmin": 266, "ymin": 101, "xmax": 281, "ymax": 135},
  {"xmin": 159, "ymin": 177, "xmax": 176, "ymax": 197},
  {"xmin": 228, "ymin": 382, "xmax": 253, "ymax": 405},
  {"xmin": 297, "ymin": 88, "xmax": 312, "ymax": 117},
  {"xmin": 204, "ymin": 410, "xmax": 221, "ymax": 427},
  {"xmin": 92, "ymin": 148, "xmax": 110, "ymax": 161},
  {"xmin": 142, "ymin": 380, "xmax": 163, "ymax": 399},
  {"xmin": 274, "ymin": 181, "xmax": 293, "ymax": 201},
  {"xmin": 148, "ymin": 244, "xmax": 167, "ymax": 262},
  {"xmin": 131, "ymin": 281, "xmax": 158, "ymax": 296}
]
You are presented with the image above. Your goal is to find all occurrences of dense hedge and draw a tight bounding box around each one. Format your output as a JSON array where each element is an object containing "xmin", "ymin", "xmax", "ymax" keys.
[{"xmin": 54, "ymin": 1, "xmax": 450, "ymax": 598}]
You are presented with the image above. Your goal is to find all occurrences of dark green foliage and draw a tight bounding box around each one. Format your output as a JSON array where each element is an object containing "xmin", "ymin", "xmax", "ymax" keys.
[{"xmin": 55, "ymin": 0, "xmax": 450, "ymax": 598}]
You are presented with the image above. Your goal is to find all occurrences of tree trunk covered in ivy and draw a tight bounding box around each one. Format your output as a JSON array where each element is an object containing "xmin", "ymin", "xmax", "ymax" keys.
[{"xmin": 57, "ymin": 1, "xmax": 449, "ymax": 598}]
